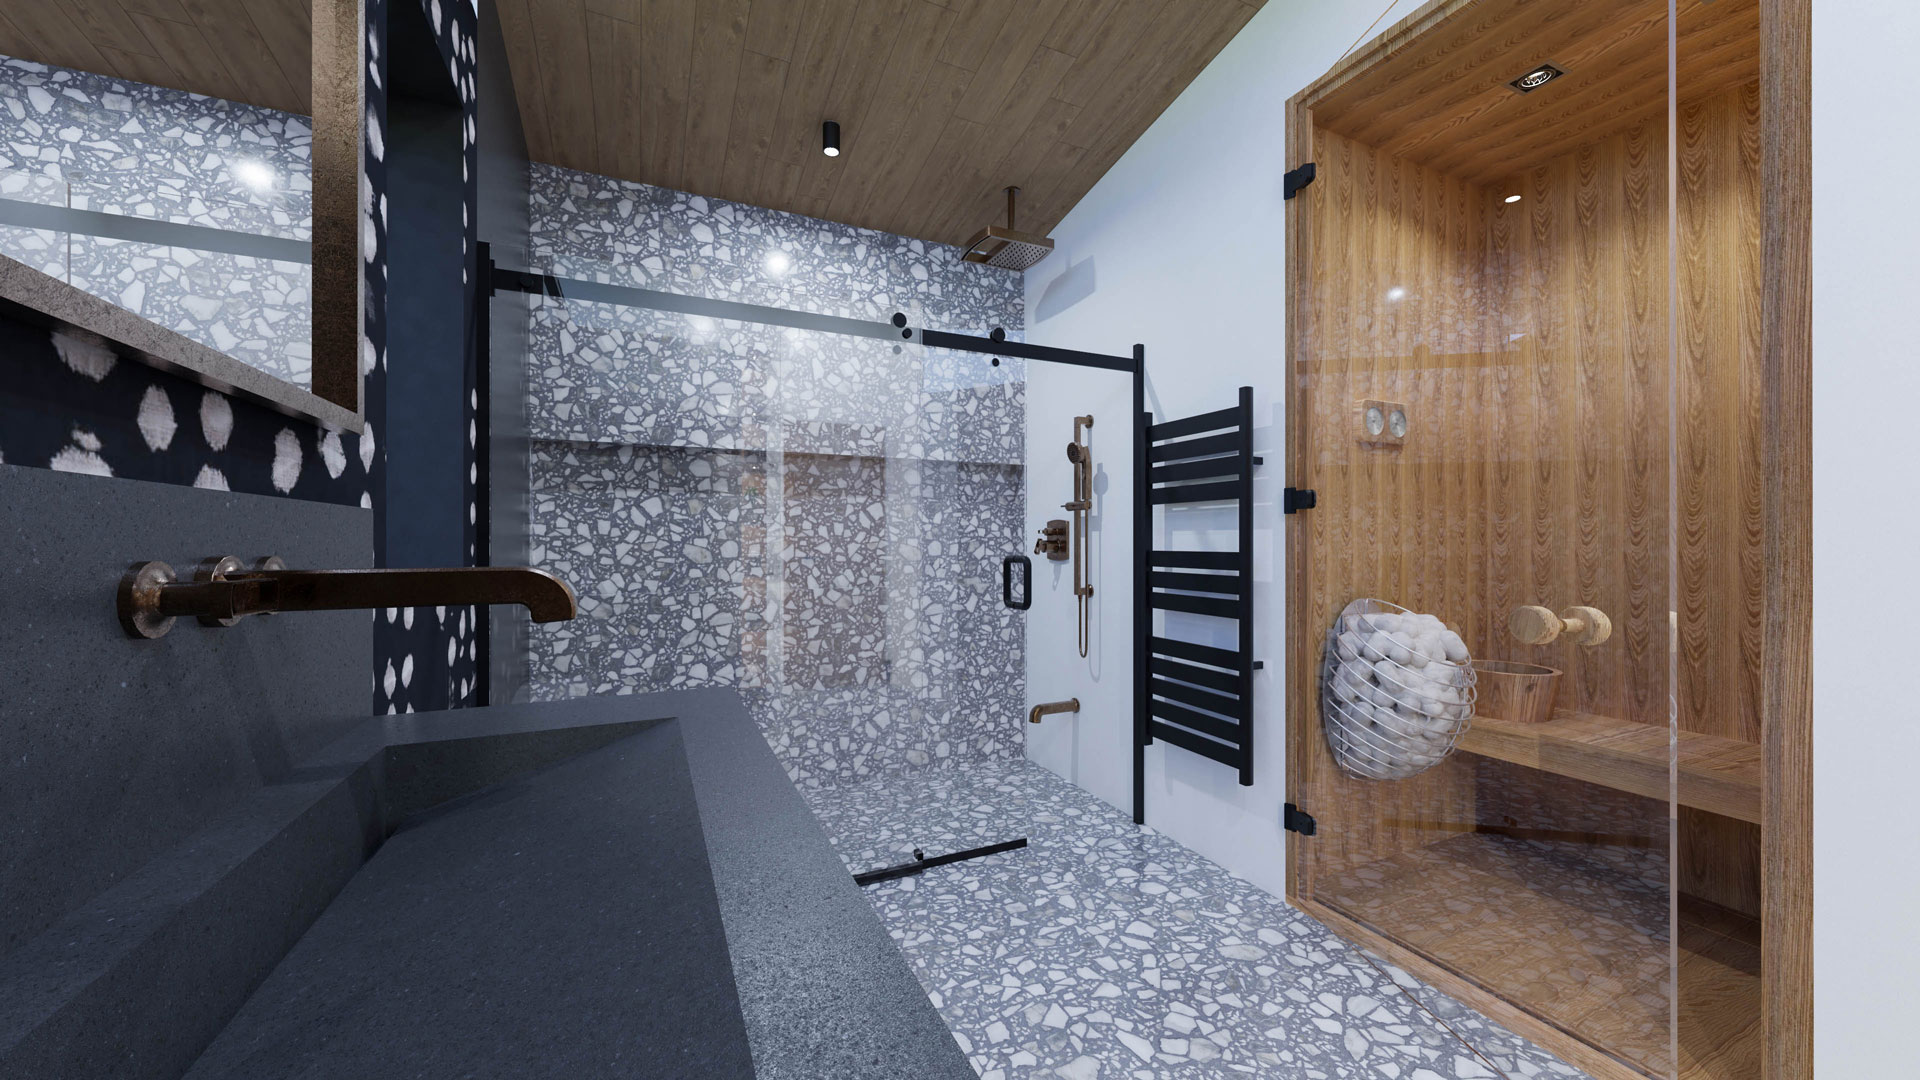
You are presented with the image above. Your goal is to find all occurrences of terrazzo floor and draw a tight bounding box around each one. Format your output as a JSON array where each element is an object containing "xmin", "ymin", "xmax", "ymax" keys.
[{"xmin": 800, "ymin": 758, "xmax": 1596, "ymax": 1080}]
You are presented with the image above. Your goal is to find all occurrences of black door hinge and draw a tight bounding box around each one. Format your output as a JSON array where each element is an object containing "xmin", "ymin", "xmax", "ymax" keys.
[
  {"xmin": 1283, "ymin": 162, "xmax": 1317, "ymax": 200},
  {"xmin": 1283, "ymin": 487, "xmax": 1317, "ymax": 514},
  {"xmin": 1283, "ymin": 803, "xmax": 1317, "ymax": 836}
]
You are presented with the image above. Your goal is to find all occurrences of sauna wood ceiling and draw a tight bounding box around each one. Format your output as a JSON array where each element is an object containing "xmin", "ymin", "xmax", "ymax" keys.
[
  {"xmin": 1312, "ymin": 0, "xmax": 1758, "ymax": 189},
  {"xmin": 0, "ymin": 0, "xmax": 310, "ymax": 115},
  {"xmin": 495, "ymin": 0, "xmax": 1264, "ymax": 248}
]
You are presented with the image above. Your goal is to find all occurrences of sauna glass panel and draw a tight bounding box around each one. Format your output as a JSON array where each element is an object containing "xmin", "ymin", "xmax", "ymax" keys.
[
  {"xmin": 1288, "ymin": 1, "xmax": 1681, "ymax": 1077},
  {"xmin": 1673, "ymin": 2, "xmax": 1766, "ymax": 1078}
]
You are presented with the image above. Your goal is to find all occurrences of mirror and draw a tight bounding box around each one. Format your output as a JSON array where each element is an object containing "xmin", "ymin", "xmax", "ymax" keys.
[{"xmin": 0, "ymin": 0, "xmax": 363, "ymax": 429}]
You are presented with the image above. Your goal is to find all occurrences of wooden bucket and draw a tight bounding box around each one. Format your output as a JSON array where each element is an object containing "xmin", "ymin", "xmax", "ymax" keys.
[{"xmin": 1469, "ymin": 660, "xmax": 1561, "ymax": 724}]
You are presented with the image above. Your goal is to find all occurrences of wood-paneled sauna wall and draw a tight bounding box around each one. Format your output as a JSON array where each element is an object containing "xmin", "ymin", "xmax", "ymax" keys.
[{"xmin": 1283, "ymin": 1, "xmax": 1801, "ymax": 1077}]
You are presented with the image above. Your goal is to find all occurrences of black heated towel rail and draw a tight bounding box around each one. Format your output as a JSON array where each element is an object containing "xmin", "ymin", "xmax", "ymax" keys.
[{"xmin": 1135, "ymin": 386, "xmax": 1258, "ymax": 789}]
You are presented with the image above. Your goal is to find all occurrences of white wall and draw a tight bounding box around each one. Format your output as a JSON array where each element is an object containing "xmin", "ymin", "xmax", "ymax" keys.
[
  {"xmin": 1028, "ymin": 2, "xmax": 1920, "ymax": 1068},
  {"xmin": 1024, "ymin": 364, "xmax": 1135, "ymax": 811},
  {"xmin": 1022, "ymin": 0, "xmax": 1394, "ymax": 899},
  {"xmin": 1811, "ymin": 0, "xmax": 1920, "ymax": 1073}
]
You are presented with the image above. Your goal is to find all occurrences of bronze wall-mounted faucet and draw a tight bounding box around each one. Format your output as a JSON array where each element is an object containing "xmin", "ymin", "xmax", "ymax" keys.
[{"xmin": 118, "ymin": 556, "xmax": 577, "ymax": 639}]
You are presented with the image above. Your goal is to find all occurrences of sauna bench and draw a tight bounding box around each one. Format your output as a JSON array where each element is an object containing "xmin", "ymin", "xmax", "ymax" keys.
[{"xmin": 1457, "ymin": 711, "xmax": 1762, "ymax": 824}]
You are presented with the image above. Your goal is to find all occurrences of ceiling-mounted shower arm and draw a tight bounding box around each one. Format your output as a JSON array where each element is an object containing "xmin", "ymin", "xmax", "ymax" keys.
[{"xmin": 962, "ymin": 186, "xmax": 1055, "ymax": 271}]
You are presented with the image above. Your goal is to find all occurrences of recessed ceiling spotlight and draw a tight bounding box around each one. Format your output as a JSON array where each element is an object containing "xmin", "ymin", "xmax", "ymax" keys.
[
  {"xmin": 765, "ymin": 250, "xmax": 791, "ymax": 276},
  {"xmin": 822, "ymin": 120, "xmax": 841, "ymax": 158},
  {"xmin": 231, "ymin": 159, "xmax": 276, "ymax": 192},
  {"xmin": 1504, "ymin": 194, "xmax": 1523, "ymax": 204},
  {"xmin": 1508, "ymin": 62, "xmax": 1565, "ymax": 93}
]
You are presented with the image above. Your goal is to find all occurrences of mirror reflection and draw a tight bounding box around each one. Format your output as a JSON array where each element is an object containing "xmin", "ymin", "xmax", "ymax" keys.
[{"xmin": 0, "ymin": 3, "xmax": 315, "ymax": 390}]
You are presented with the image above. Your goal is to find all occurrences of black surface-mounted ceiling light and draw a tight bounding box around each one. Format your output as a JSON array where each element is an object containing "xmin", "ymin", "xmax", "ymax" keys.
[
  {"xmin": 822, "ymin": 120, "xmax": 841, "ymax": 158},
  {"xmin": 1509, "ymin": 62, "xmax": 1565, "ymax": 93}
]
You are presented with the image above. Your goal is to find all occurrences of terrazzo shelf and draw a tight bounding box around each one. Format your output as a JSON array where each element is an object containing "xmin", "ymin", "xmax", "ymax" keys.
[{"xmin": 1456, "ymin": 710, "xmax": 1762, "ymax": 823}]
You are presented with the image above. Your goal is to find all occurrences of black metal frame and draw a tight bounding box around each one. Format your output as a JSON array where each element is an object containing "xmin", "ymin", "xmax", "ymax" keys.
[{"xmin": 1135, "ymin": 386, "xmax": 1258, "ymax": 801}]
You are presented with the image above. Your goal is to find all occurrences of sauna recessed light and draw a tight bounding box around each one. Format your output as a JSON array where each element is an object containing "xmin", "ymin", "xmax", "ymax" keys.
[
  {"xmin": 822, "ymin": 120, "xmax": 841, "ymax": 157},
  {"xmin": 764, "ymin": 250, "xmax": 791, "ymax": 275},
  {"xmin": 1504, "ymin": 194, "xmax": 1523, "ymax": 204},
  {"xmin": 1386, "ymin": 286, "xmax": 1407, "ymax": 302},
  {"xmin": 1509, "ymin": 62, "xmax": 1565, "ymax": 93}
]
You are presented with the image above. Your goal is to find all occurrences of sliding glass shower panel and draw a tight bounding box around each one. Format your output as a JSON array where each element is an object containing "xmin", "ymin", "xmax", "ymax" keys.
[{"xmin": 525, "ymin": 282, "xmax": 1030, "ymax": 787}]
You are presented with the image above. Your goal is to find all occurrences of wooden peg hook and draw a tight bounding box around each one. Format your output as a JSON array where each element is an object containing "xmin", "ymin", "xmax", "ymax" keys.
[{"xmin": 1510, "ymin": 604, "xmax": 1613, "ymax": 647}]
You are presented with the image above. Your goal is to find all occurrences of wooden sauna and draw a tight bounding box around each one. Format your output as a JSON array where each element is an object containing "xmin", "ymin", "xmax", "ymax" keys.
[{"xmin": 1282, "ymin": 1, "xmax": 1811, "ymax": 1079}]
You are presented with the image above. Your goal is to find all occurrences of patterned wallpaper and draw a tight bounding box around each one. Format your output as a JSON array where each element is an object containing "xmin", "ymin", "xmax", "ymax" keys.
[
  {"xmin": 0, "ymin": 0, "xmax": 483, "ymax": 716},
  {"xmin": 526, "ymin": 165, "xmax": 1031, "ymax": 787},
  {"xmin": 0, "ymin": 57, "xmax": 314, "ymax": 387}
]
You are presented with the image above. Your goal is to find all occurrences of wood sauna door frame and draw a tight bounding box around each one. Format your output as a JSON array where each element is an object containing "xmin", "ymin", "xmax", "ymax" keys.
[{"xmin": 1278, "ymin": 1, "xmax": 1812, "ymax": 1078}]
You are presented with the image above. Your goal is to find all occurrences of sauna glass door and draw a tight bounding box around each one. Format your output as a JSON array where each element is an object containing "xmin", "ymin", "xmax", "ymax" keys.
[{"xmin": 1277, "ymin": 2, "xmax": 1759, "ymax": 1078}]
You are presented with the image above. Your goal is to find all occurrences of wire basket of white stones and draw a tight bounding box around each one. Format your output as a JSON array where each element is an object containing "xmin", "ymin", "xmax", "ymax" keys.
[{"xmin": 1320, "ymin": 598, "xmax": 1478, "ymax": 780}]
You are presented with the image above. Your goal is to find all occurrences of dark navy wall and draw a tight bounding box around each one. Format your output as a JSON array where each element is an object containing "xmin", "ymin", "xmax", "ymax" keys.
[{"xmin": 384, "ymin": 5, "xmax": 472, "ymax": 574}]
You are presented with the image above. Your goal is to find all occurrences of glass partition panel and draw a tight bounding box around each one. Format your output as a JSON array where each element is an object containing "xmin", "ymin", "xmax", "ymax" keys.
[
  {"xmin": 1674, "ymin": 2, "xmax": 1765, "ymax": 1078},
  {"xmin": 1289, "ymin": 2, "xmax": 1680, "ymax": 1076},
  {"xmin": 524, "ymin": 282, "xmax": 1035, "ymax": 787}
]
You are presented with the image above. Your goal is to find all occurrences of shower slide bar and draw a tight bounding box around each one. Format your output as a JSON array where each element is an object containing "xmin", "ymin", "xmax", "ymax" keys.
[{"xmin": 1135, "ymin": 386, "xmax": 1259, "ymax": 792}]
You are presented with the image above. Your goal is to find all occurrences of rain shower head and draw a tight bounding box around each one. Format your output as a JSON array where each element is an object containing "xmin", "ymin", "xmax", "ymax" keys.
[{"xmin": 963, "ymin": 187, "xmax": 1054, "ymax": 271}]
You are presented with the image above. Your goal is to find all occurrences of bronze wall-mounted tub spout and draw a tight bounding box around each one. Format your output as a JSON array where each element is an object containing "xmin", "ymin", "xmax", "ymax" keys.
[
  {"xmin": 1028, "ymin": 698, "xmax": 1080, "ymax": 724},
  {"xmin": 119, "ymin": 556, "xmax": 578, "ymax": 639}
]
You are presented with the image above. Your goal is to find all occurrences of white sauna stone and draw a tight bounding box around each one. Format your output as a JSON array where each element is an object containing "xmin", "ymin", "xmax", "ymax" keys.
[
  {"xmin": 1440, "ymin": 630, "xmax": 1469, "ymax": 661},
  {"xmin": 1337, "ymin": 631, "xmax": 1362, "ymax": 661},
  {"xmin": 1384, "ymin": 631, "xmax": 1413, "ymax": 664},
  {"xmin": 1403, "ymin": 636, "xmax": 1432, "ymax": 667}
]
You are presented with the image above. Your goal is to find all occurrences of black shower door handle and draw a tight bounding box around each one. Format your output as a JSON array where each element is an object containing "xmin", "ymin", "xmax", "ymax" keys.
[{"xmin": 1002, "ymin": 555, "xmax": 1032, "ymax": 610}]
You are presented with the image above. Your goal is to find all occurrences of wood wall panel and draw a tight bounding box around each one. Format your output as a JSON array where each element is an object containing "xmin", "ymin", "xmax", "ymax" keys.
[
  {"xmin": 1489, "ymin": 115, "xmax": 1669, "ymax": 729},
  {"xmin": 495, "ymin": 0, "xmax": 1264, "ymax": 247},
  {"xmin": 1676, "ymin": 81, "xmax": 1766, "ymax": 924}
]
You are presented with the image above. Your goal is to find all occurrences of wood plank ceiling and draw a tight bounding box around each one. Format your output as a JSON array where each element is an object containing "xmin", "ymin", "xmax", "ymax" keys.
[
  {"xmin": 1312, "ymin": 0, "xmax": 1758, "ymax": 189},
  {"xmin": 0, "ymin": 0, "xmax": 310, "ymax": 115},
  {"xmin": 495, "ymin": 0, "xmax": 1264, "ymax": 249}
]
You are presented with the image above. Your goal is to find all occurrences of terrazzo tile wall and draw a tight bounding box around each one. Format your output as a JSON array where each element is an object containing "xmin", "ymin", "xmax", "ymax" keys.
[
  {"xmin": 526, "ymin": 165, "xmax": 1031, "ymax": 785},
  {"xmin": 0, "ymin": 57, "xmax": 314, "ymax": 387}
]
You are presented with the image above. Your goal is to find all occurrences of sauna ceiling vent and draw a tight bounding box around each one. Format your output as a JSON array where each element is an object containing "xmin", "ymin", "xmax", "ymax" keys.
[{"xmin": 1508, "ymin": 62, "xmax": 1565, "ymax": 93}]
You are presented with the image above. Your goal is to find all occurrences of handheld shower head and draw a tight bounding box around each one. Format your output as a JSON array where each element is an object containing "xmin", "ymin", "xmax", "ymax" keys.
[{"xmin": 1066, "ymin": 443, "xmax": 1084, "ymax": 464}]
